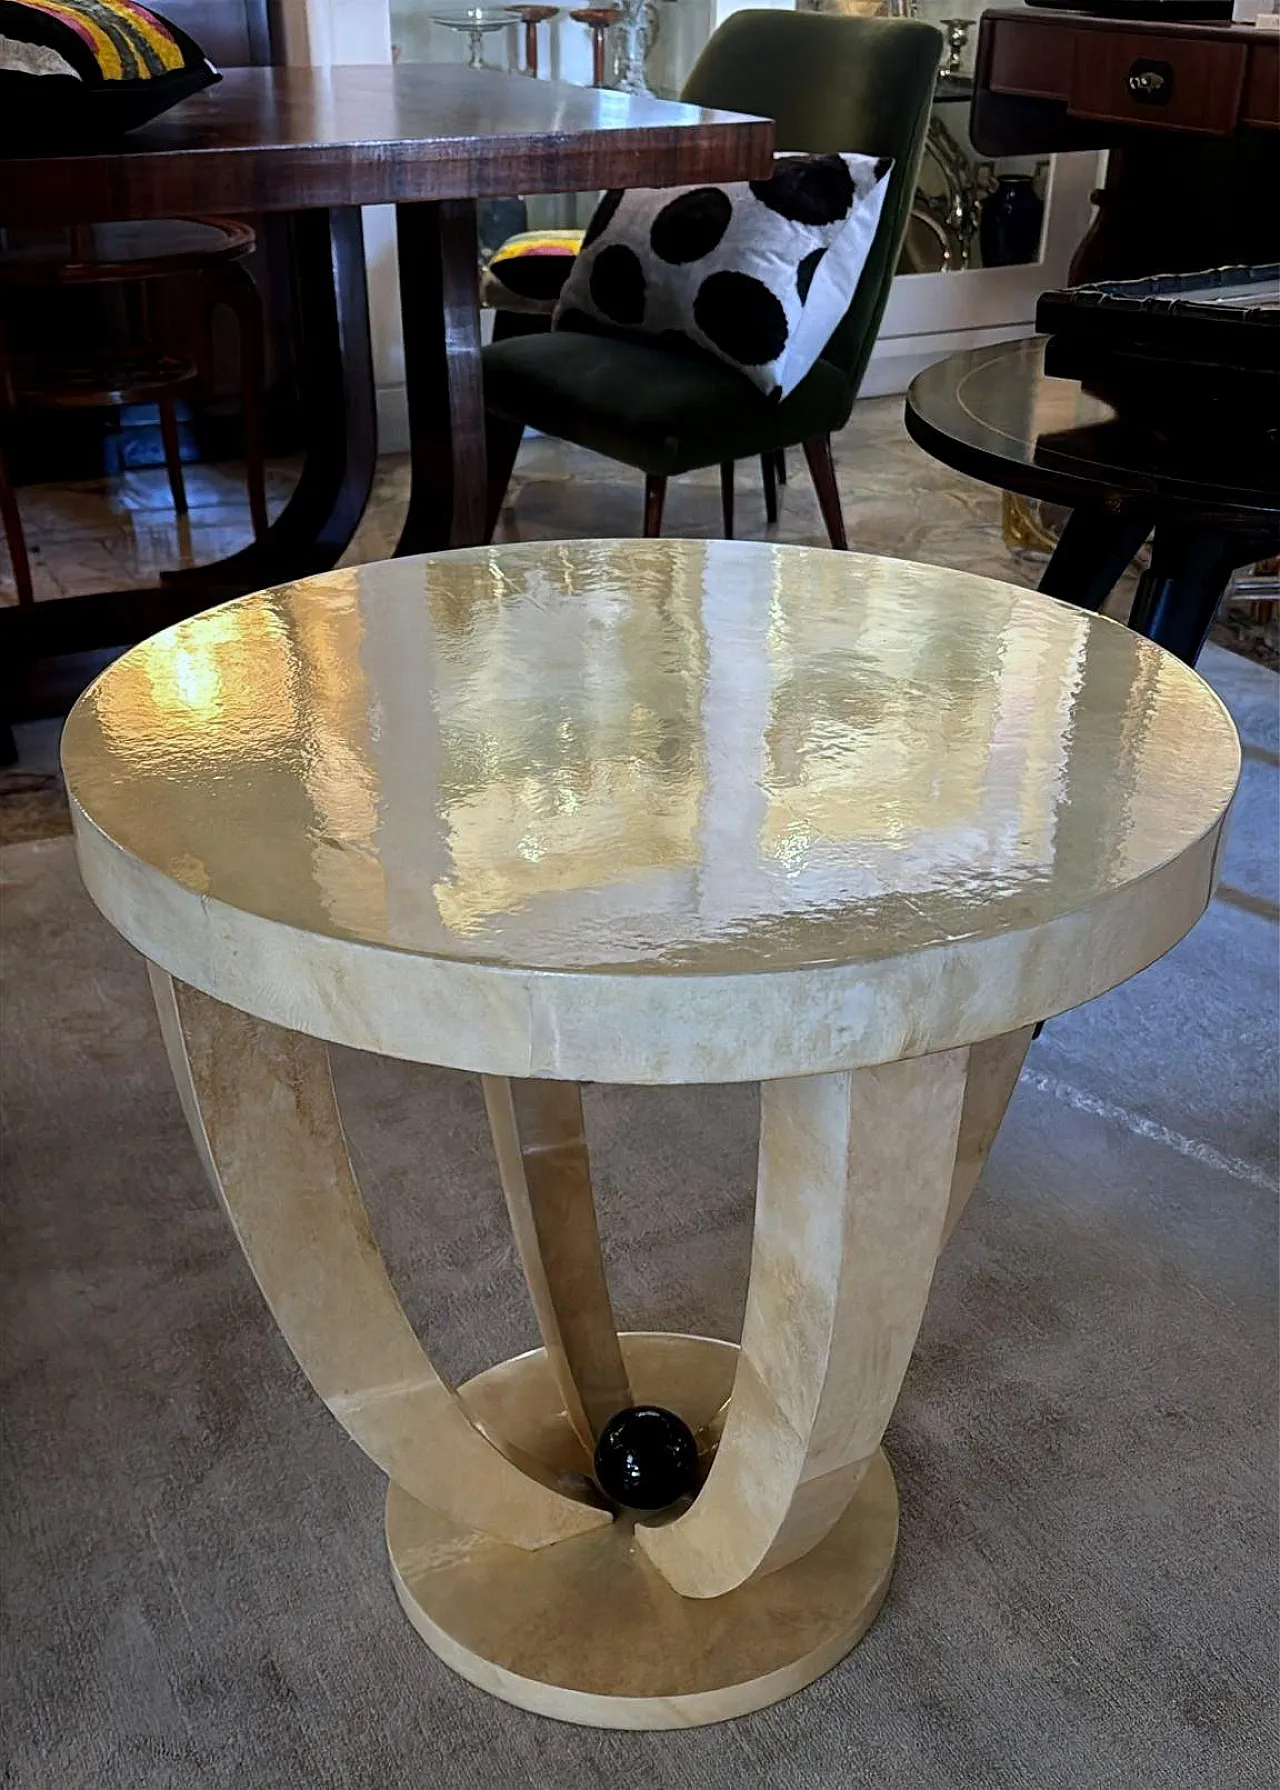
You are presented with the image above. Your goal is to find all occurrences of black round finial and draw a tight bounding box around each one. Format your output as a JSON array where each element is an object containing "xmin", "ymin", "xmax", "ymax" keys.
[{"xmin": 592, "ymin": 1405, "xmax": 699, "ymax": 1511}]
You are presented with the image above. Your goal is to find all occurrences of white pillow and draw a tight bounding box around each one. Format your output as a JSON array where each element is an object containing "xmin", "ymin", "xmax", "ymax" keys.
[{"xmin": 553, "ymin": 153, "xmax": 892, "ymax": 399}]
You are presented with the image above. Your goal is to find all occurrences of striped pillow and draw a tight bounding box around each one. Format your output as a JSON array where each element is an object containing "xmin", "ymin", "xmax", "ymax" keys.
[{"xmin": 0, "ymin": 0, "xmax": 218, "ymax": 139}]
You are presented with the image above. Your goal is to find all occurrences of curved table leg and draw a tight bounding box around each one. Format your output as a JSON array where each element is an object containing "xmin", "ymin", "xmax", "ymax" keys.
[
  {"xmin": 639, "ymin": 1047, "xmax": 969, "ymax": 1599},
  {"xmin": 162, "ymin": 208, "xmax": 377, "ymax": 595},
  {"xmin": 482, "ymin": 1077, "xmax": 632, "ymax": 1459},
  {"xmin": 149, "ymin": 969, "xmax": 609, "ymax": 1550},
  {"xmin": 942, "ymin": 1024, "xmax": 1035, "ymax": 1250}
]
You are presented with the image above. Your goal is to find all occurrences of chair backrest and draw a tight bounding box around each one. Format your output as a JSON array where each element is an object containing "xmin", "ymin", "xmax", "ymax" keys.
[{"xmin": 681, "ymin": 12, "xmax": 941, "ymax": 396}]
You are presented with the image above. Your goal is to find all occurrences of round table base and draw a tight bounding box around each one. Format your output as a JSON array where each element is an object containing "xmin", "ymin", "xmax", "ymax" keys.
[{"xmin": 386, "ymin": 1332, "xmax": 899, "ymax": 1729}]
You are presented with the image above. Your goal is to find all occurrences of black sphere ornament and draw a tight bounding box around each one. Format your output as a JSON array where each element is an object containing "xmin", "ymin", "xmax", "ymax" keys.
[{"xmin": 592, "ymin": 1405, "xmax": 699, "ymax": 1511}]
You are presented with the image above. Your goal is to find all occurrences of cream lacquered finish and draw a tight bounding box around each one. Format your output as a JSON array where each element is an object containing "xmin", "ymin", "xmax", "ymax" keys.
[
  {"xmin": 64, "ymin": 540, "xmax": 1237, "ymax": 1085},
  {"xmin": 63, "ymin": 540, "xmax": 1239, "ymax": 1727}
]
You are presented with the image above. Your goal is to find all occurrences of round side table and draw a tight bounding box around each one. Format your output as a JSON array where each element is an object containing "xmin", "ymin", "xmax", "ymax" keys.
[
  {"xmin": 62, "ymin": 540, "xmax": 1239, "ymax": 1729},
  {"xmin": 904, "ymin": 337, "xmax": 1280, "ymax": 667}
]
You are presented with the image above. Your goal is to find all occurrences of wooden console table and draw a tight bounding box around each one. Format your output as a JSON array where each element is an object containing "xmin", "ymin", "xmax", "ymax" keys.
[{"xmin": 973, "ymin": 9, "xmax": 1280, "ymax": 278}]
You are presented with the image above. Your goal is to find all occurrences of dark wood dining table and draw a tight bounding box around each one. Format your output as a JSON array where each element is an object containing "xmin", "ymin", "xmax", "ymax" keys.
[{"xmin": 0, "ymin": 62, "xmax": 773, "ymax": 717}]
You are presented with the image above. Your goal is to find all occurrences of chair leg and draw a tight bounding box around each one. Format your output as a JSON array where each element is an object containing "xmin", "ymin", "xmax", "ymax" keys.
[
  {"xmin": 200, "ymin": 261, "xmax": 270, "ymax": 539},
  {"xmin": 484, "ymin": 413, "xmax": 524, "ymax": 543},
  {"xmin": 0, "ymin": 443, "xmax": 33, "ymax": 606},
  {"xmin": 720, "ymin": 461, "xmax": 734, "ymax": 540},
  {"xmin": 643, "ymin": 474, "xmax": 667, "ymax": 538},
  {"xmin": 802, "ymin": 435, "xmax": 847, "ymax": 551},
  {"xmin": 159, "ymin": 389, "xmax": 188, "ymax": 516},
  {"xmin": 775, "ymin": 447, "xmax": 787, "ymax": 486},
  {"xmin": 760, "ymin": 451, "xmax": 778, "ymax": 526}
]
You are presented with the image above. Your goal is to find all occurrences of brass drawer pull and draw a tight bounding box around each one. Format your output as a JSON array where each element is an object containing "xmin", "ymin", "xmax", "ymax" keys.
[{"xmin": 1127, "ymin": 59, "xmax": 1174, "ymax": 104}]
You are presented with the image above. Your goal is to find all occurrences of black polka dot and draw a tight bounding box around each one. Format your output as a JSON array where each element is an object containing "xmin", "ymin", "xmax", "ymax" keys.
[
  {"xmin": 649, "ymin": 187, "xmax": 733, "ymax": 264},
  {"xmin": 693, "ymin": 271, "xmax": 788, "ymax": 368},
  {"xmin": 796, "ymin": 247, "xmax": 826, "ymax": 303},
  {"xmin": 751, "ymin": 155, "xmax": 854, "ymax": 226},
  {"xmin": 589, "ymin": 243, "xmax": 646, "ymax": 327},
  {"xmin": 874, "ymin": 156, "xmax": 893, "ymax": 182},
  {"xmin": 582, "ymin": 188, "xmax": 624, "ymax": 248}
]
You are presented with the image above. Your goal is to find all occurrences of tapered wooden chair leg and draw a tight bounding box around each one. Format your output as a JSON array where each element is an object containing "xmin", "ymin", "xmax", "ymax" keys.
[
  {"xmin": 803, "ymin": 434, "xmax": 847, "ymax": 550},
  {"xmin": 643, "ymin": 473, "xmax": 667, "ymax": 538},
  {"xmin": 760, "ymin": 451, "xmax": 778, "ymax": 526},
  {"xmin": 484, "ymin": 413, "xmax": 524, "ymax": 542},
  {"xmin": 0, "ymin": 445, "xmax": 33, "ymax": 605},
  {"xmin": 720, "ymin": 461, "xmax": 735, "ymax": 539},
  {"xmin": 159, "ymin": 389, "xmax": 188, "ymax": 516},
  {"xmin": 227, "ymin": 264, "xmax": 270, "ymax": 540}
]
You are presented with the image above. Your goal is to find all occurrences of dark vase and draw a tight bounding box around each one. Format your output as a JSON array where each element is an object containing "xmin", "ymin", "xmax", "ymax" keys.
[{"xmin": 979, "ymin": 175, "xmax": 1045, "ymax": 268}]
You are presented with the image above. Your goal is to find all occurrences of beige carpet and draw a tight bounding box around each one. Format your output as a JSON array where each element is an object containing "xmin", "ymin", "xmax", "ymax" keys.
[{"xmin": 2, "ymin": 643, "xmax": 1277, "ymax": 1789}]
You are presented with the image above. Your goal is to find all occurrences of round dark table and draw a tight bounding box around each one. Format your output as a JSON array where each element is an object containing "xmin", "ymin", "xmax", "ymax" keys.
[{"xmin": 905, "ymin": 336, "xmax": 1280, "ymax": 665}]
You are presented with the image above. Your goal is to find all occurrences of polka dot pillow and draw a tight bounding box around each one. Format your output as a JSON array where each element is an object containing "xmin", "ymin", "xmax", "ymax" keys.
[{"xmin": 553, "ymin": 153, "xmax": 892, "ymax": 400}]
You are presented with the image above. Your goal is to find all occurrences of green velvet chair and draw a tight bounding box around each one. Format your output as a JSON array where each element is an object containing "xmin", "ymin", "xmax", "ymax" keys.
[{"xmin": 482, "ymin": 11, "xmax": 941, "ymax": 547}]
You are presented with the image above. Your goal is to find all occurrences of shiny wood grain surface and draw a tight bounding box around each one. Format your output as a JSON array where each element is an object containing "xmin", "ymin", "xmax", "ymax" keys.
[{"xmin": 0, "ymin": 64, "xmax": 774, "ymax": 225}]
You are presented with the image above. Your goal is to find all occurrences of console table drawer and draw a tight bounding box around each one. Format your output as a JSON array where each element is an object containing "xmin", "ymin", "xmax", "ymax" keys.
[
  {"xmin": 1067, "ymin": 30, "xmax": 1247, "ymax": 135},
  {"xmin": 981, "ymin": 14, "xmax": 1274, "ymax": 142}
]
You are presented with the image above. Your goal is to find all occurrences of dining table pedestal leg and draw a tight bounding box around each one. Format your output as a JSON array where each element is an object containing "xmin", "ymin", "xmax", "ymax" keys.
[{"xmin": 395, "ymin": 199, "xmax": 488, "ymax": 555}]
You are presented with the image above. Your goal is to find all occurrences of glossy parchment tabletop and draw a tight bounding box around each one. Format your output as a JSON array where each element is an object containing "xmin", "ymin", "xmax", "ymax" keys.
[{"xmin": 63, "ymin": 540, "xmax": 1239, "ymax": 1081}]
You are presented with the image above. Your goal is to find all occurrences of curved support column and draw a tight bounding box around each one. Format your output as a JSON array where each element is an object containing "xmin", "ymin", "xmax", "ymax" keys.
[
  {"xmin": 482, "ymin": 1076, "xmax": 632, "ymax": 1457},
  {"xmin": 149, "ymin": 968, "xmax": 610, "ymax": 1551},
  {"xmin": 638, "ymin": 1048, "xmax": 969, "ymax": 1599},
  {"xmin": 941, "ymin": 1024, "xmax": 1035, "ymax": 1249}
]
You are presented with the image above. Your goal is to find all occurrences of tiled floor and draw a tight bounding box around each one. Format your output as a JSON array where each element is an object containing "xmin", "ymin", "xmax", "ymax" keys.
[
  {"xmin": 4, "ymin": 459, "xmax": 298, "ymax": 602},
  {"xmin": 0, "ymin": 398, "xmax": 1066, "ymax": 607},
  {"xmin": 2, "ymin": 395, "xmax": 1274, "ymax": 845}
]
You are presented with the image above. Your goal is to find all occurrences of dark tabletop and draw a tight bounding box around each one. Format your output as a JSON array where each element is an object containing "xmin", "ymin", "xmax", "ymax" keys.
[
  {"xmin": 0, "ymin": 64, "xmax": 773, "ymax": 226},
  {"xmin": 905, "ymin": 336, "xmax": 1279, "ymax": 521}
]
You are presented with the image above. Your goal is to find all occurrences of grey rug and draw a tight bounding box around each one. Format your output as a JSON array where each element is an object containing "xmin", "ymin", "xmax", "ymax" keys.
[{"xmin": 2, "ymin": 643, "xmax": 1276, "ymax": 1790}]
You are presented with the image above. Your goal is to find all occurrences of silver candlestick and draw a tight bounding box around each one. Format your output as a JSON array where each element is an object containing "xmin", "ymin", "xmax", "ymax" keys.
[
  {"xmin": 939, "ymin": 17, "xmax": 972, "ymax": 79},
  {"xmin": 611, "ymin": 0, "xmax": 658, "ymax": 94}
]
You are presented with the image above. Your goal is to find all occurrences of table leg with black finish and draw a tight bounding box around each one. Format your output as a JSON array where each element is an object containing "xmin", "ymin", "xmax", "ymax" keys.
[
  {"xmin": 1037, "ymin": 505, "xmax": 1152, "ymax": 612},
  {"xmin": 1127, "ymin": 525, "xmax": 1280, "ymax": 667}
]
